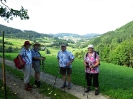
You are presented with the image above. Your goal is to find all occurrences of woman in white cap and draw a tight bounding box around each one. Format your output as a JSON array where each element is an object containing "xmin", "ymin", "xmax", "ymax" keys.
[{"xmin": 84, "ymin": 44, "xmax": 100, "ymax": 95}]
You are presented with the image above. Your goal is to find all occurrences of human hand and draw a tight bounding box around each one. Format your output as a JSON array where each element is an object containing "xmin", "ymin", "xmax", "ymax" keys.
[
  {"xmin": 20, "ymin": 61, "xmax": 24, "ymax": 66},
  {"xmin": 40, "ymin": 57, "xmax": 45, "ymax": 60},
  {"xmin": 66, "ymin": 62, "xmax": 71, "ymax": 67},
  {"xmin": 84, "ymin": 63, "xmax": 87, "ymax": 67},
  {"xmin": 89, "ymin": 65, "xmax": 93, "ymax": 68}
]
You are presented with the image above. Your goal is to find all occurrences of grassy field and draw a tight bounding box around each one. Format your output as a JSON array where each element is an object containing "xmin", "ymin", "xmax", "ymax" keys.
[
  {"xmin": 42, "ymin": 56, "xmax": 133, "ymax": 99},
  {"xmin": 1, "ymin": 38, "xmax": 133, "ymax": 99},
  {"xmin": 1, "ymin": 53, "xmax": 133, "ymax": 99},
  {"xmin": 0, "ymin": 37, "xmax": 86, "ymax": 55}
]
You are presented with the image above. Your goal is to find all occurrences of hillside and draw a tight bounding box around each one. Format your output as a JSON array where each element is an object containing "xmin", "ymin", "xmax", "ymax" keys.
[
  {"xmin": 52, "ymin": 33, "xmax": 100, "ymax": 38},
  {"xmin": 0, "ymin": 24, "xmax": 74, "ymax": 48},
  {"xmin": 0, "ymin": 24, "xmax": 53, "ymax": 39},
  {"xmin": 52, "ymin": 33, "xmax": 100, "ymax": 41},
  {"xmin": 90, "ymin": 21, "xmax": 133, "ymax": 67}
]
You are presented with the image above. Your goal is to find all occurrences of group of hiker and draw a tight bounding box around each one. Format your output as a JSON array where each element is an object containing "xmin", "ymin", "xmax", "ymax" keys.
[{"xmin": 18, "ymin": 40, "xmax": 100, "ymax": 95}]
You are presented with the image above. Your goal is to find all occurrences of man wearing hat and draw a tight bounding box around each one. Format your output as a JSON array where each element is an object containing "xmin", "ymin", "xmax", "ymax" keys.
[
  {"xmin": 31, "ymin": 42, "xmax": 45, "ymax": 87},
  {"xmin": 57, "ymin": 44, "xmax": 75, "ymax": 89},
  {"xmin": 18, "ymin": 41, "xmax": 32, "ymax": 91}
]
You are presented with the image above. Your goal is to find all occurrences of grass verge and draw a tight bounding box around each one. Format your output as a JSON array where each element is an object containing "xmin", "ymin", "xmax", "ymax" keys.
[
  {"xmin": 0, "ymin": 78, "xmax": 20, "ymax": 99},
  {"xmin": 0, "ymin": 64, "xmax": 78, "ymax": 99}
]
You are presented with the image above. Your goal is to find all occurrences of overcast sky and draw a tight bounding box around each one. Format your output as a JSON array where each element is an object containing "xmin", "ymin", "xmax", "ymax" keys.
[{"xmin": 0, "ymin": 0, "xmax": 133, "ymax": 35}]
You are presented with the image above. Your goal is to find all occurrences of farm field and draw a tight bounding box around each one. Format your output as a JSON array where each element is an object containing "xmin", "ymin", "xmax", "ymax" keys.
[{"xmin": 0, "ymin": 37, "xmax": 86, "ymax": 55}]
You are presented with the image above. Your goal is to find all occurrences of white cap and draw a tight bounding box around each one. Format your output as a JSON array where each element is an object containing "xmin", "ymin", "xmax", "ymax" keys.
[{"xmin": 87, "ymin": 44, "xmax": 94, "ymax": 48}]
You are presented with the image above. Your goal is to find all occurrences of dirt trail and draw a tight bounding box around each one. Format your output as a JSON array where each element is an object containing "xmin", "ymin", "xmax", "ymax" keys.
[
  {"xmin": 0, "ymin": 69, "xmax": 49, "ymax": 99},
  {"xmin": 0, "ymin": 58, "xmax": 108, "ymax": 99}
]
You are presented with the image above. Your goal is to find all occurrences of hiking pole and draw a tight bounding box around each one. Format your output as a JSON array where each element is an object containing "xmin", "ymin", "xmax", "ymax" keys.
[
  {"xmin": 83, "ymin": 71, "xmax": 86, "ymax": 96},
  {"xmin": 64, "ymin": 66, "xmax": 68, "ymax": 92},
  {"xmin": 42, "ymin": 57, "xmax": 46, "ymax": 72},
  {"xmin": 86, "ymin": 63, "xmax": 93, "ymax": 99},
  {"xmin": 53, "ymin": 66, "xmax": 59, "ymax": 88},
  {"xmin": 2, "ymin": 31, "xmax": 7, "ymax": 99},
  {"xmin": 41, "ymin": 58, "xmax": 45, "ymax": 88}
]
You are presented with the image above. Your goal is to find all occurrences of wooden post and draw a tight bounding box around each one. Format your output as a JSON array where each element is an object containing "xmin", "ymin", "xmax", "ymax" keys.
[{"xmin": 2, "ymin": 31, "xmax": 7, "ymax": 99}]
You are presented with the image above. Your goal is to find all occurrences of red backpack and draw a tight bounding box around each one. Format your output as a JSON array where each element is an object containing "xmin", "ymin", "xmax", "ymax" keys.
[{"xmin": 14, "ymin": 55, "xmax": 26, "ymax": 69}]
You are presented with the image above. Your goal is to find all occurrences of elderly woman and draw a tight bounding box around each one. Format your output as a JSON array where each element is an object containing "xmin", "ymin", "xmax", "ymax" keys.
[
  {"xmin": 18, "ymin": 41, "xmax": 32, "ymax": 91},
  {"xmin": 84, "ymin": 44, "xmax": 100, "ymax": 95},
  {"xmin": 31, "ymin": 42, "xmax": 45, "ymax": 87}
]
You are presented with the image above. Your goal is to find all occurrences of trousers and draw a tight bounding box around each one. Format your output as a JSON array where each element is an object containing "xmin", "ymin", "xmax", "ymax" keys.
[
  {"xmin": 23, "ymin": 64, "xmax": 32, "ymax": 83},
  {"xmin": 86, "ymin": 73, "xmax": 99, "ymax": 87}
]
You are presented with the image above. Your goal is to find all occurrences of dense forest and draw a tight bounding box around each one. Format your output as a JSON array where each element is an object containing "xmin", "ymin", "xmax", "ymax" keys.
[
  {"xmin": 75, "ymin": 21, "xmax": 133, "ymax": 67},
  {"xmin": 91, "ymin": 21, "xmax": 133, "ymax": 67},
  {"xmin": 0, "ymin": 24, "xmax": 52, "ymax": 40}
]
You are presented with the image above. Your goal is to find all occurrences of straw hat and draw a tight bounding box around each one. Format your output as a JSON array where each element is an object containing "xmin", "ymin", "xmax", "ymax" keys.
[{"xmin": 33, "ymin": 42, "xmax": 41, "ymax": 46}]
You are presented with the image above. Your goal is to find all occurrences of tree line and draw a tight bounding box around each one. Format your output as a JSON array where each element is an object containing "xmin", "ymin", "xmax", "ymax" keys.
[{"xmin": 88, "ymin": 21, "xmax": 133, "ymax": 67}]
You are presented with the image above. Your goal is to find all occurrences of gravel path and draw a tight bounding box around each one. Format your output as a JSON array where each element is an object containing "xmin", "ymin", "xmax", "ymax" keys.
[
  {"xmin": 0, "ymin": 58, "xmax": 108, "ymax": 99},
  {"xmin": 0, "ymin": 70, "xmax": 49, "ymax": 99}
]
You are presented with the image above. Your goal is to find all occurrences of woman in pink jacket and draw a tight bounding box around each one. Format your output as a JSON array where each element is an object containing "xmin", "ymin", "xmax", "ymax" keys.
[{"xmin": 84, "ymin": 44, "xmax": 100, "ymax": 95}]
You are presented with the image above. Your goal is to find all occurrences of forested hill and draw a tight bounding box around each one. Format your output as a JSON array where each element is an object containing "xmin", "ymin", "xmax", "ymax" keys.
[
  {"xmin": 90, "ymin": 21, "xmax": 133, "ymax": 67},
  {"xmin": 0, "ymin": 24, "xmax": 53, "ymax": 40}
]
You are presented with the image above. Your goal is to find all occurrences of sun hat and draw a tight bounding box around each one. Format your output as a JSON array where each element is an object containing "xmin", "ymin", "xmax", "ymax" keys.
[
  {"xmin": 23, "ymin": 41, "xmax": 31, "ymax": 46},
  {"xmin": 87, "ymin": 44, "xmax": 94, "ymax": 48},
  {"xmin": 33, "ymin": 42, "xmax": 41, "ymax": 46},
  {"xmin": 61, "ymin": 44, "xmax": 66, "ymax": 47}
]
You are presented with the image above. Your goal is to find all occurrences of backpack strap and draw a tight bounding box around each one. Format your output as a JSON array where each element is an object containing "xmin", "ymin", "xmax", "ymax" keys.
[
  {"xmin": 86, "ymin": 51, "xmax": 97, "ymax": 59},
  {"xmin": 94, "ymin": 51, "xmax": 97, "ymax": 59},
  {"xmin": 86, "ymin": 52, "xmax": 89, "ymax": 57},
  {"xmin": 23, "ymin": 50, "xmax": 30, "ymax": 62},
  {"xmin": 33, "ymin": 49, "xmax": 41, "ymax": 57}
]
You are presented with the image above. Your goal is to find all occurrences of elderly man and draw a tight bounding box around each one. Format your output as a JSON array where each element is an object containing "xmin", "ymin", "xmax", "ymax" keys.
[
  {"xmin": 31, "ymin": 42, "xmax": 45, "ymax": 87},
  {"xmin": 57, "ymin": 44, "xmax": 75, "ymax": 89}
]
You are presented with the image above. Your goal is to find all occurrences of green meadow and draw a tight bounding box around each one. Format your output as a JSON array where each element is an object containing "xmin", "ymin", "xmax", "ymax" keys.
[{"xmin": 1, "ymin": 38, "xmax": 133, "ymax": 99}]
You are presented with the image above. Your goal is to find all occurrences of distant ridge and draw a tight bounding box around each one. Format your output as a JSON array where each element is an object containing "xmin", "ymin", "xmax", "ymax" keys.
[{"xmin": 51, "ymin": 33, "xmax": 100, "ymax": 38}]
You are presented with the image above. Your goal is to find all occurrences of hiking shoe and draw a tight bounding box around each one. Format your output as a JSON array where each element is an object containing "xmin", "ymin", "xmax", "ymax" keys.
[
  {"xmin": 60, "ymin": 84, "xmax": 67, "ymax": 88},
  {"xmin": 37, "ymin": 81, "xmax": 41, "ymax": 88},
  {"xmin": 67, "ymin": 83, "xmax": 71, "ymax": 89},
  {"xmin": 25, "ymin": 86, "xmax": 32, "ymax": 91},
  {"xmin": 95, "ymin": 89, "xmax": 99, "ymax": 95},
  {"xmin": 85, "ymin": 87, "xmax": 90, "ymax": 93},
  {"xmin": 35, "ymin": 80, "xmax": 38, "ymax": 85},
  {"xmin": 28, "ymin": 84, "xmax": 33, "ymax": 88}
]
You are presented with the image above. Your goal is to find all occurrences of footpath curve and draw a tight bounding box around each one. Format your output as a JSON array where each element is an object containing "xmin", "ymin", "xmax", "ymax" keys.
[{"xmin": 0, "ymin": 58, "xmax": 108, "ymax": 99}]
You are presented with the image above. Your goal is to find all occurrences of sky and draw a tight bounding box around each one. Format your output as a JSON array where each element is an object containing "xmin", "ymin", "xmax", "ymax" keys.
[{"xmin": 0, "ymin": 0, "xmax": 133, "ymax": 35}]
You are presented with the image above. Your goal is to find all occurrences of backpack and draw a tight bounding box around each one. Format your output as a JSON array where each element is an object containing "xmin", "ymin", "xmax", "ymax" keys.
[
  {"xmin": 14, "ymin": 51, "xmax": 28, "ymax": 69},
  {"xmin": 14, "ymin": 55, "xmax": 26, "ymax": 69},
  {"xmin": 86, "ymin": 51, "xmax": 100, "ymax": 65}
]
